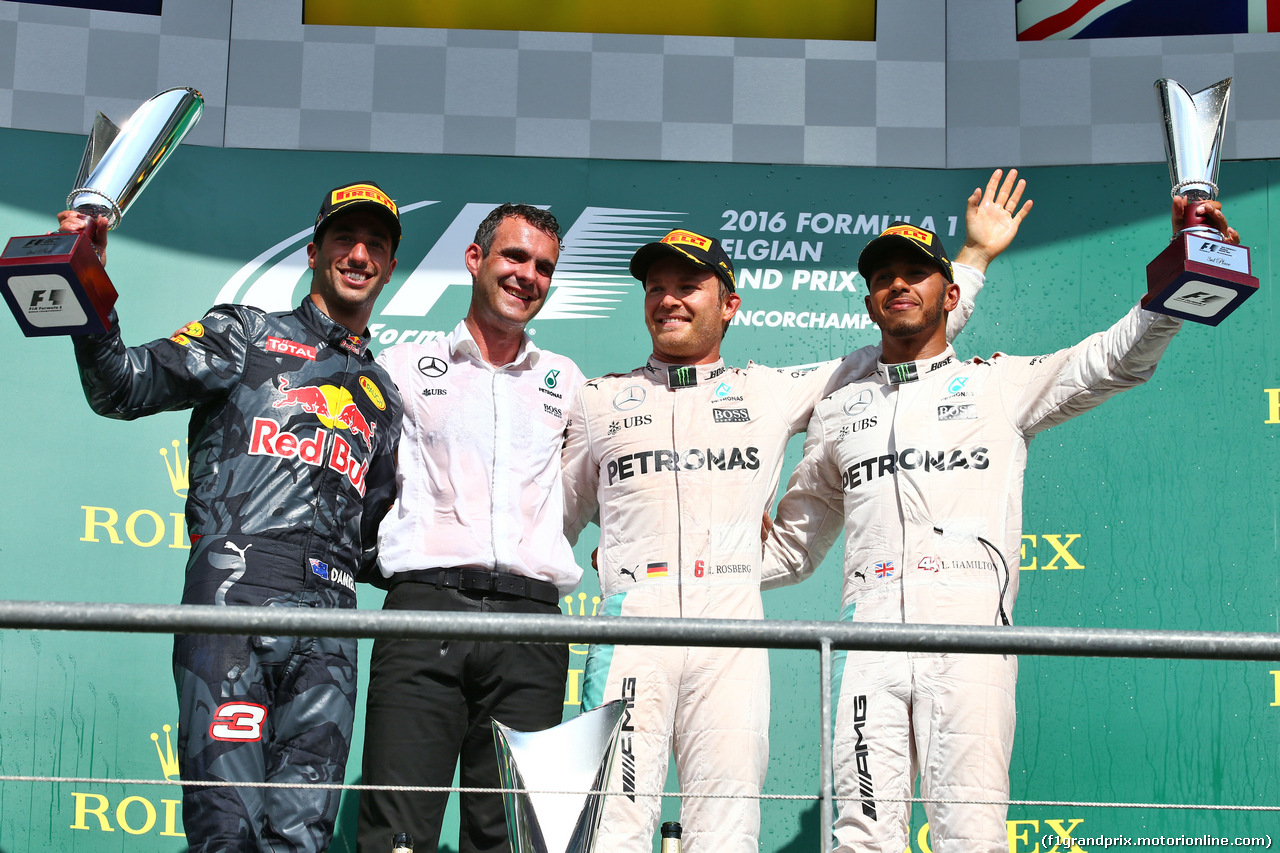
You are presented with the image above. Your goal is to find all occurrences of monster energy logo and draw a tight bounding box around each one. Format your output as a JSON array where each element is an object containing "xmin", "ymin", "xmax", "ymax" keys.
[
  {"xmin": 669, "ymin": 365, "xmax": 697, "ymax": 388},
  {"xmin": 889, "ymin": 363, "xmax": 919, "ymax": 385}
]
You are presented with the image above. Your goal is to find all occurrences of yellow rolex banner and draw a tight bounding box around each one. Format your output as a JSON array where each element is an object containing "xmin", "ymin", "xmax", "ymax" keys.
[{"xmin": 303, "ymin": 0, "xmax": 876, "ymax": 41}]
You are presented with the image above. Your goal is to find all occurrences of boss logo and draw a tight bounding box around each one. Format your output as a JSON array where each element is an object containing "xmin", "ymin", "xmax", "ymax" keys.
[
  {"xmin": 713, "ymin": 408, "xmax": 750, "ymax": 423},
  {"xmin": 937, "ymin": 404, "xmax": 976, "ymax": 421}
]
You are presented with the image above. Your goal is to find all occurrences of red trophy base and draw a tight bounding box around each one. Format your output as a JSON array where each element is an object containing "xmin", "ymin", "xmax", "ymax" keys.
[
  {"xmin": 1144, "ymin": 231, "xmax": 1257, "ymax": 327},
  {"xmin": 0, "ymin": 230, "xmax": 117, "ymax": 336}
]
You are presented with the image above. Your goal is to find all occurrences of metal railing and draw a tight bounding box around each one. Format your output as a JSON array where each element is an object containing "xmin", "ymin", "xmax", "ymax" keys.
[{"xmin": 3, "ymin": 599, "xmax": 1279, "ymax": 852}]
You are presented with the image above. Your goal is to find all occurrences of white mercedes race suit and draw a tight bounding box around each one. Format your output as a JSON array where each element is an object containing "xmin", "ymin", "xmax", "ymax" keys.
[
  {"xmin": 561, "ymin": 267, "xmax": 985, "ymax": 853},
  {"xmin": 763, "ymin": 304, "xmax": 1182, "ymax": 853}
]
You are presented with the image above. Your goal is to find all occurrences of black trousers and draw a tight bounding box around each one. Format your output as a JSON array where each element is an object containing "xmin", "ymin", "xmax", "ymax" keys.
[{"xmin": 357, "ymin": 582, "xmax": 569, "ymax": 853}]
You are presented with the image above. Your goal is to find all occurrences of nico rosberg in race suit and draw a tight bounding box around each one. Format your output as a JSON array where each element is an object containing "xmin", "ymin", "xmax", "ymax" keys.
[
  {"xmin": 561, "ymin": 171, "xmax": 1031, "ymax": 852},
  {"xmin": 762, "ymin": 197, "xmax": 1240, "ymax": 852}
]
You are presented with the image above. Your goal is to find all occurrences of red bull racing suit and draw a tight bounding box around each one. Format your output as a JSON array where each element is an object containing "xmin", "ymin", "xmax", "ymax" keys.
[
  {"xmin": 762, "ymin": 304, "xmax": 1181, "ymax": 853},
  {"xmin": 73, "ymin": 298, "xmax": 401, "ymax": 852},
  {"xmin": 561, "ymin": 266, "xmax": 985, "ymax": 853}
]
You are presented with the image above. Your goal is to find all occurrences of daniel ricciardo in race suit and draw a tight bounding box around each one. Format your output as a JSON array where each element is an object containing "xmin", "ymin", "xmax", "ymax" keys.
[
  {"xmin": 762, "ymin": 198, "xmax": 1240, "ymax": 852},
  {"xmin": 60, "ymin": 182, "xmax": 403, "ymax": 852},
  {"xmin": 561, "ymin": 171, "xmax": 1031, "ymax": 852}
]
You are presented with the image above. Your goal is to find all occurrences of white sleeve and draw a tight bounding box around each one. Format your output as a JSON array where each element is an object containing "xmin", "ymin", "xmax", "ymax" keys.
[
  {"xmin": 762, "ymin": 405, "xmax": 845, "ymax": 590},
  {"xmin": 945, "ymin": 261, "xmax": 985, "ymax": 344},
  {"xmin": 1004, "ymin": 305, "xmax": 1182, "ymax": 436},
  {"xmin": 561, "ymin": 383, "xmax": 600, "ymax": 543}
]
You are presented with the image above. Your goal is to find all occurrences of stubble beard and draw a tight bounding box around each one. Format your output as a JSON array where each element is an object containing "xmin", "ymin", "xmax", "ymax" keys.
[{"xmin": 878, "ymin": 288, "xmax": 946, "ymax": 339}]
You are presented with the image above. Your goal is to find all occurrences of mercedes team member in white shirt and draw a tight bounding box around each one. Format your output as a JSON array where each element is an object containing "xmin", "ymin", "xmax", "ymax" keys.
[
  {"xmin": 358, "ymin": 204, "xmax": 585, "ymax": 853},
  {"xmin": 561, "ymin": 172, "xmax": 1030, "ymax": 853}
]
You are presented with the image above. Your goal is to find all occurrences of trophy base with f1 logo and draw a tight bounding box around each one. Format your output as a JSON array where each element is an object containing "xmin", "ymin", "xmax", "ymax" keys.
[
  {"xmin": 1145, "ymin": 228, "xmax": 1257, "ymax": 326},
  {"xmin": 1144, "ymin": 77, "xmax": 1258, "ymax": 326},
  {"xmin": 0, "ymin": 86, "xmax": 203, "ymax": 337},
  {"xmin": 0, "ymin": 230, "xmax": 117, "ymax": 335}
]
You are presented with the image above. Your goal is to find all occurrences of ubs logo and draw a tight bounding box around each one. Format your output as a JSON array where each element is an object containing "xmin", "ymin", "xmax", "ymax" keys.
[{"xmin": 608, "ymin": 415, "xmax": 652, "ymax": 435}]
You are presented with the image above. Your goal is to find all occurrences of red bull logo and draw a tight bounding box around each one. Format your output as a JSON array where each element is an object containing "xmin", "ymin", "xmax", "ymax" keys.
[
  {"xmin": 248, "ymin": 420, "xmax": 369, "ymax": 495},
  {"xmin": 335, "ymin": 401, "xmax": 374, "ymax": 451},
  {"xmin": 251, "ymin": 378, "xmax": 376, "ymax": 494},
  {"xmin": 274, "ymin": 377, "xmax": 375, "ymax": 450},
  {"xmin": 273, "ymin": 376, "xmax": 329, "ymax": 414}
]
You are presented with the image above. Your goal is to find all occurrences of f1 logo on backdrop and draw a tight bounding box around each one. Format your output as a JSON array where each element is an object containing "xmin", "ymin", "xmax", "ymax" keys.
[{"xmin": 215, "ymin": 202, "xmax": 683, "ymax": 341}]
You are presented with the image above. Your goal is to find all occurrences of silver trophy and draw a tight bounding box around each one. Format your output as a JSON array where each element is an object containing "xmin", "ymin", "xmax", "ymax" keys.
[
  {"xmin": 67, "ymin": 86, "xmax": 204, "ymax": 228},
  {"xmin": 1, "ymin": 87, "xmax": 204, "ymax": 336},
  {"xmin": 1145, "ymin": 77, "xmax": 1257, "ymax": 325},
  {"xmin": 493, "ymin": 700, "xmax": 627, "ymax": 853},
  {"xmin": 1155, "ymin": 77, "xmax": 1230, "ymax": 215}
]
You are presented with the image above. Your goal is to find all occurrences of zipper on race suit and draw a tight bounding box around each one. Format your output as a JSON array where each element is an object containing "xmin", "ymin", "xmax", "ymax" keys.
[
  {"xmin": 303, "ymin": 344, "xmax": 355, "ymax": 576},
  {"xmin": 671, "ymin": 383, "xmax": 685, "ymax": 618},
  {"xmin": 888, "ymin": 381, "xmax": 909, "ymax": 623}
]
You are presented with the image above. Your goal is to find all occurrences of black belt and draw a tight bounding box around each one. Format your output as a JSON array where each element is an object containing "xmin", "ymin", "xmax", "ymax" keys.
[{"xmin": 391, "ymin": 568, "xmax": 560, "ymax": 606}]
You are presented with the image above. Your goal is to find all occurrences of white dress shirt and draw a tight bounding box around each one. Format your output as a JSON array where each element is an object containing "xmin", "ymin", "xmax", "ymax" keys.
[{"xmin": 375, "ymin": 320, "xmax": 585, "ymax": 593}]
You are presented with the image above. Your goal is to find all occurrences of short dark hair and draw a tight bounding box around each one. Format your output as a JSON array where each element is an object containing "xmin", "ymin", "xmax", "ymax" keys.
[{"xmin": 473, "ymin": 203, "xmax": 561, "ymax": 254}]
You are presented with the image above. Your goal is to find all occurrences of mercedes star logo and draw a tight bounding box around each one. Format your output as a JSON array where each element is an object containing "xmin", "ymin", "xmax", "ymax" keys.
[
  {"xmin": 418, "ymin": 356, "xmax": 448, "ymax": 378},
  {"xmin": 613, "ymin": 385, "xmax": 646, "ymax": 411},
  {"xmin": 843, "ymin": 389, "xmax": 873, "ymax": 416}
]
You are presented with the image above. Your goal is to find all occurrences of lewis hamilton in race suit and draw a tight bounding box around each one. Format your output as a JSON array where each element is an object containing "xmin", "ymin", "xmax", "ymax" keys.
[
  {"xmin": 60, "ymin": 182, "xmax": 403, "ymax": 852},
  {"xmin": 561, "ymin": 171, "xmax": 1031, "ymax": 852},
  {"xmin": 761, "ymin": 198, "xmax": 1240, "ymax": 852}
]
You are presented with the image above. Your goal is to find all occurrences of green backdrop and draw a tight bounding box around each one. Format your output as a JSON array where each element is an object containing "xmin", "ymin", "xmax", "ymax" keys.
[{"xmin": 0, "ymin": 127, "xmax": 1275, "ymax": 851}]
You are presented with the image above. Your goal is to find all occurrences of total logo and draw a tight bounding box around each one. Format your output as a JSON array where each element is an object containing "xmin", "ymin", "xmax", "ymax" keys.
[
  {"xmin": 215, "ymin": 203, "xmax": 684, "ymax": 345},
  {"xmin": 70, "ymin": 723, "xmax": 184, "ymax": 837}
]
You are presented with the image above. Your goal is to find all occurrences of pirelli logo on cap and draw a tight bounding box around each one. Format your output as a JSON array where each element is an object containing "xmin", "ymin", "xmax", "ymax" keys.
[
  {"xmin": 332, "ymin": 184, "xmax": 397, "ymax": 215},
  {"xmin": 661, "ymin": 230, "xmax": 712, "ymax": 251},
  {"xmin": 883, "ymin": 224, "xmax": 932, "ymax": 245}
]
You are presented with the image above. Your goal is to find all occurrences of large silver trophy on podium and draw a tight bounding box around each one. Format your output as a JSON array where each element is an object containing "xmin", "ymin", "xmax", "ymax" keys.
[
  {"xmin": 493, "ymin": 700, "xmax": 627, "ymax": 853},
  {"xmin": 1144, "ymin": 77, "xmax": 1258, "ymax": 326},
  {"xmin": 0, "ymin": 86, "xmax": 204, "ymax": 336}
]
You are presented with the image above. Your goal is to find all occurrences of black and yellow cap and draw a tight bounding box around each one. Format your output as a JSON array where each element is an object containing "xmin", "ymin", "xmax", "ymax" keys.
[
  {"xmin": 629, "ymin": 229, "xmax": 737, "ymax": 292},
  {"xmin": 314, "ymin": 180, "xmax": 401, "ymax": 250},
  {"xmin": 857, "ymin": 222, "xmax": 954, "ymax": 284}
]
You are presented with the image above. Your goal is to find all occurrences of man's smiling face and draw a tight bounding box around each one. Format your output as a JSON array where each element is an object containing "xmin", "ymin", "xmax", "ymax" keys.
[
  {"xmin": 643, "ymin": 255, "xmax": 739, "ymax": 364},
  {"xmin": 863, "ymin": 253, "xmax": 956, "ymax": 341},
  {"xmin": 306, "ymin": 209, "xmax": 397, "ymax": 331},
  {"xmin": 465, "ymin": 215, "xmax": 559, "ymax": 332}
]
